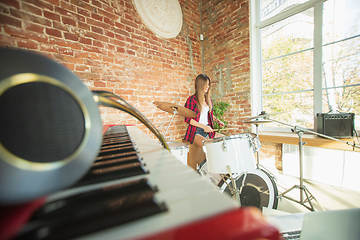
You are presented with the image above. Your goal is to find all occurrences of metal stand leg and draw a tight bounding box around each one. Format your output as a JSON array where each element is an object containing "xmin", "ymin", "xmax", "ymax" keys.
[
  {"xmin": 164, "ymin": 109, "xmax": 177, "ymax": 138},
  {"xmin": 220, "ymin": 166, "xmax": 245, "ymax": 206},
  {"xmin": 227, "ymin": 165, "xmax": 240, "ymax": 204},
  {"xmin": 279, "ymin": 127, "xmax": 324, "ymax": 211},
  {"xmin": 254, "ymin": 123, "xmax": 260, "ymax": 168}
]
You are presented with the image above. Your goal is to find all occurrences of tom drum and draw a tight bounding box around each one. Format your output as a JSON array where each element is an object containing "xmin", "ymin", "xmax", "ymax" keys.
[
  {"xmin": 203, "ymin": 133, "xmax": 260, "ymax": 174},
  {"xmin": 168, "ymin": 142, "xmax": 189, "ymax": 165}
]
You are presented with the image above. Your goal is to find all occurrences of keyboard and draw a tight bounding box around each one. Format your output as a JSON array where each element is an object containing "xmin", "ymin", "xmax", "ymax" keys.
[
  {"xmin": 14, "ymin": 125, "xmax": 280, "ymax": 240},
  {"xmin": 281, "ymin": 230, "xmax": 301, "ymax": 239}
]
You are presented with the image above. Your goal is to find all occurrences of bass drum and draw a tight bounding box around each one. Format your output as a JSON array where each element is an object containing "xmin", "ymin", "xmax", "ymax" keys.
[{"xmin": 198, "ymin": 161, "xmax": 278, "ymax": 210}]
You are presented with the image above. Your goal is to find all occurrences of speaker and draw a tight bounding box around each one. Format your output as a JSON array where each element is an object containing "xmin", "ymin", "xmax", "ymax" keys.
[
  {"xmin": 316, "ymin": 113, "xmax": 355, "ymax": 139},
  {"xmin": 0, "ymin": 48, "xmax": 102, "ymax": 204}
]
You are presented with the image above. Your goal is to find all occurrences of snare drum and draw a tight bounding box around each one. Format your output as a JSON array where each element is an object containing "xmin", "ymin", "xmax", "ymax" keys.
[
  {"xmin": 168, "ymin": 142, "xmax": 189, "ymax": 165},
  {"xmin": 198, "ymin": 161, "xmax": 278, "ymax": 210},
  {"xmin": 203, "ymin": 133, "xmax": 260, "ymax": 174}
]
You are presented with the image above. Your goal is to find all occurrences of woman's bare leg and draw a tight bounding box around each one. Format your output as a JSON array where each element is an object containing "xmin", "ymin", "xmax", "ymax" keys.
[
  {"xmin": 194, "ymin": 132, "xmax": 224, "ymax": 147},
  {"xmin": 193, "ymin": 134, "xmax": 206, "ymax": 148},
  {"xmin": 214, "ymin": 132, "xmax": 225, "ymax": 138}
]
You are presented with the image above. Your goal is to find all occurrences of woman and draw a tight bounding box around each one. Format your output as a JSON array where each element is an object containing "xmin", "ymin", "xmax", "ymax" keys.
[{"xmin": 183, "ymin": 74, "xmax": 225, "ymax": 148}]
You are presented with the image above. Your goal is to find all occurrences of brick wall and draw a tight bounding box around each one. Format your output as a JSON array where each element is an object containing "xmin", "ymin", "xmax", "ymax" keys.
[
  {"xmin": 200, "ymin": 0, "xmax": 252, "ymax": 134},
  {"xmin": 0, "ymin": 0, "xmax": 202, "ymax": 141},
  {"xmin": 260, "ymin": 142, "xmax": 283, "ymax": 170},
  {"xmin": 200, "ymin": 0, "xmax": 281, "ymax": 169}
]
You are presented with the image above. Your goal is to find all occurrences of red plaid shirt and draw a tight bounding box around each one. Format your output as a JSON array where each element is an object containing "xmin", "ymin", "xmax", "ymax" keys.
[{"xmin": 183, "ymin": 95, "xmax": 215, "ymax": 144}]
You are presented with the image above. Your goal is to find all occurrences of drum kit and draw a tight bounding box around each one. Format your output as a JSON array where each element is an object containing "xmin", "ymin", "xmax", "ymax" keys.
[
  {"xmin": 154, "ymin": 101, "xmax": 360, "ymax": 212},
  {"xmin": 153, "ymin": 101, "xmax": 282, "ymax": 210}
]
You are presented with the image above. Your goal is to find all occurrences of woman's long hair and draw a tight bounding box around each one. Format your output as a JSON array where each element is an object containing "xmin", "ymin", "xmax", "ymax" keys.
[{"xmin": 195, "ymin": 74, "xmax": 212, "ymax": 113}]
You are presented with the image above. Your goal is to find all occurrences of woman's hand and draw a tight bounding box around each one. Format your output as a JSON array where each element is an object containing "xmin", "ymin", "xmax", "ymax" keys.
[
  {"xmin": 218, "ymin": 120, "xmax": 225, "ymax": 128},
  {"xmin": 214, "ymin": 116, "xmax": 225, "ymax": 128},
  {"xmin": 202, "ymin": 125, "xmax": 214, "ymax": 133}
]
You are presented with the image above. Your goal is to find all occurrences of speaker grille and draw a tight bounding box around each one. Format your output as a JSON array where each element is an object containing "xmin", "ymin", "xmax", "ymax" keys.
[{"xmin": 0, "ymin": 82, "xmax": 85, "ymax": 163}]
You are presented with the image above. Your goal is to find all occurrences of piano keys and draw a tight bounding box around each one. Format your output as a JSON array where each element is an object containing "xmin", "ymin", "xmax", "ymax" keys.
[{"xmin": 13, "ymin": 125, "xmax": 280, "ymax": 240}]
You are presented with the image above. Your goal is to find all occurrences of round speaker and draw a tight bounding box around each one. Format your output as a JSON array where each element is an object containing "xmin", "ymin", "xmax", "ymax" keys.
[{"xmin": 0, "ymin": 48, "xmax": 102, "ymax": 204}]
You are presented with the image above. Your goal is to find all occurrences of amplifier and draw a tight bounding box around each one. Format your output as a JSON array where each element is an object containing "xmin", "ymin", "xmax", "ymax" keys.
[{"xmin": 316, "ymin": 113, "xmax": 355, "ymax": 138}]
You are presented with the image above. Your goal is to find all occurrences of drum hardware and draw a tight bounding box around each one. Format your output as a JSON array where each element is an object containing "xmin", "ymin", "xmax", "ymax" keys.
[
  {"xmin": 261, "ymin": 118, "xmax": 321, "ymax": 211},
  {"xmin": 226, "ymin": 165, "xmax": 241, "ymax": 204},
  {"xmin": 243, "ymin": 118, "xmax": 272, "ymax": 168},
  {"xmin": 243, "ymin": 110, "xmax": 290, "ymax": 121},
  {"xmin": 213, "ymin": 169, "xmax": 244, "ymax": 205},
  {"xmin": 198, "ymin": 161, "xmax": 279, "ymax": 210},
  {"xmin": 245, "ymin": 111, "xmax": 358, "ymax": 211},
  {"xmin": 153, "ymin": 101, "xmax": 196, "ymax": 138},
  {"xmin": 153, "ymin": 101, "xmax": 197, "ymax": 118},
  {"xmin": 164, "ymin": 107, "xmax": 177, "ymax": 138},
  {"xmin": 222, "ymin": 138, "xmax": 227, "ymax": 151},
  {"xmin": 265, "ymin": 114, "xmax": 360, "ymax": 211}
]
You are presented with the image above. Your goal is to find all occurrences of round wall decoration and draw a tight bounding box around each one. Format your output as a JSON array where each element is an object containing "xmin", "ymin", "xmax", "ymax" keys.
[{"xmin": 133, "ymin": 0, "xmax": 183, "ymax": 39}]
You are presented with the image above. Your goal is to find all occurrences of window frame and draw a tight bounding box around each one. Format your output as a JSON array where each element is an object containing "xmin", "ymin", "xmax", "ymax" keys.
[{"xmin": 250, "ymin": 0, "xmax": 327, "ymax": 132}]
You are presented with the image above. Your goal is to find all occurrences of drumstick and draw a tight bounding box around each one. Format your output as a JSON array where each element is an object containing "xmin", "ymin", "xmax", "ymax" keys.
[{"xmin": 214, "ymin": 128, "xmax": 238, "ymax": 131}]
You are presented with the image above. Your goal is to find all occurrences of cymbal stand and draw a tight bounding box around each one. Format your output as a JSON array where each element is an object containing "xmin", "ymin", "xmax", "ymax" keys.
[
  {"xmin": 164, "ymin": 107, "xmax": 178, "ymax": 138},
  {"xmin": 253, "ymin": 122, "xmax": 261, "ymax": 167},
  {"xmin": 251, "ymin": 122, "xmax": 278, "ymax": 185},
  {"xmin": 266, "ymin": 119, "xmax": 324, "ymax": 211}
]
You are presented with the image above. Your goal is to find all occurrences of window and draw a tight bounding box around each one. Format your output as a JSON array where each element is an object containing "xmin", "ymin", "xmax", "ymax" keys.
[
  {"xmin": 251, "ymin": 0, "xmax": 360, "ymax": 131},
  {"xmin": 322, "ymin": 0, "xmax": 360, "ymax": 117}
]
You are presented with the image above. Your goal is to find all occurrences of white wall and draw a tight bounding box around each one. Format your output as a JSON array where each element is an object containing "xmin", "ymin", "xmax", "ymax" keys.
[{"xmin": 282, "ymin": 144, "xmax": 360, "ymax": 192}]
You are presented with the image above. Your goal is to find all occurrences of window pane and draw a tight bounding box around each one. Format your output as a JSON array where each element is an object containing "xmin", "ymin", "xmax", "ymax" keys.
[
  {"xmin": 261, "ymin": 6, "xmax": 314, "ymax": 129},
  {"xmin": 262, "ymin": 50, "xmax": 314, "ymax": 94},
  {"xmin": 263, "ymin": 91, "xmax": 314, "ymax": 129},
  {"xmin": 323, "ymin": 85, "xmax": 360, "ymax": 113},
  {"xmin": 323, "ymin": 0, "xmax": 360, "ymax": 45},
  {"xmin": 322, "ymin": 0, "xmax": 360, "ymax": 131},
  {"xmin": 262, "ymin": 49, "xmax": 314, "ymax": 128},
  {"xmin": 260, "ymin": 0, "xmax": 311, "ymax": 21},
  {"xmin": 322, "ymin": 36, "xmax": 360, "ymax": 127},
  {"xmin": 261, "ymin": 9, "xmax": 314, "ymax": 60}
]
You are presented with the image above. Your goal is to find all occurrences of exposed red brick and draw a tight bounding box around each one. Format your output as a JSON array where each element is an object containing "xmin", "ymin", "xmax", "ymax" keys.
[
  {"xmin": 17, "ymin": 38, "xmax": 39, "ymax": 49},
  {"xmin": 21, "ymin": 2, "xmax": 42, "ymax": 16},
  {"xmin": 64, "ymin": 32, "xmax": 78, "ymax": 41},
  {"xmin": 0, "ymin": 0, "xmax": 20, "ymax": 9},
  {"xmin": 23, "ymin": 21, "xmax": 45, "ymax": 33},
  {"xmin": 62, "ymin": 16, "xmax": 77, "ymax": 26},
  {"xmin": 46, "ymin": 27, "xmax": 62, "ymax": 37},
  {"xmin": 0, "ymin": 13, "xmax": 21, "ymax": 27},
  {"xmin": 0, "ymin": 0, "xmax": 253, "ymax": 146}
]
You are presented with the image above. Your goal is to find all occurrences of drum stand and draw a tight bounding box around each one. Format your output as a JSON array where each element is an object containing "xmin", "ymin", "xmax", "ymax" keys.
[
  {"xmin": 268, "ymin": 117, "xmax": 360, "ymax": 211},
  {"xmin": 220, "ymin": 166, "xmax": 248, "ymax": 206},
  {"xmin": 277, "ymin": 126, "xmax": 322, "ymax": 212},
  {"xmin": 163, "ymin": 108, "xmax": 178, "ymax": 138},
  {"xmin": 243, "ymin": 119, "xmax": 272, "ymax": 168},
  {"xmin": 267, "ymin": 118, "xmax": 327, "ymax": 211}
]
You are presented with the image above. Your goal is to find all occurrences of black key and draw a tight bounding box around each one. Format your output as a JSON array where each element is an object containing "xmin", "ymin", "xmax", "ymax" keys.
[
  {"xmin": 31, "ymin": 178, "xmax": 155, "ymax": 219},
  {"xmin": 16, "ymin": 190, "xmax": 167, "ymax": 240},
  {"xmin": 72, "ymin": 162, "xmax": 148, "ymax": 187}
]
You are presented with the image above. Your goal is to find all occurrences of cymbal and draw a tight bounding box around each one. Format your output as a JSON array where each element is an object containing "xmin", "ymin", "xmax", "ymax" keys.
[
  {"xmin": 243, "ymin": 111, "xmax": 289, "ymax": 121},
  {"xmin": 153, "ymin": 101, "xmax": 197, "ymax": 118},
  {"xmin": 243, "ymin": 119, "xmax": 272, "ymax": 124}
]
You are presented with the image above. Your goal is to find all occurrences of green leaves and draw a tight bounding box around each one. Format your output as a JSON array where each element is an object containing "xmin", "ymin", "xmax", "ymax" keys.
[{"xmin": 213, "ymin": 101, "xmax": 229, "ymax": 131}]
